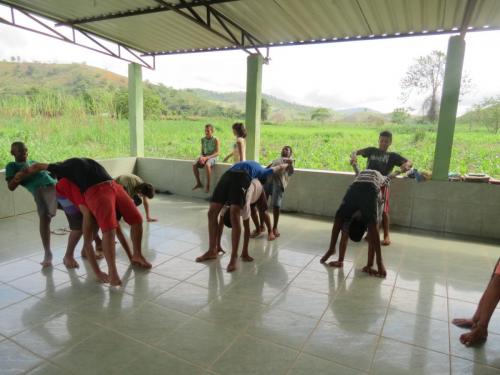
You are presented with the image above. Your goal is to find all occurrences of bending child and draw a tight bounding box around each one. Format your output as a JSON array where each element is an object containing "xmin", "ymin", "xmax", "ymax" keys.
[
  {"xmin": 264, "ymin": 145, "xmax": 294, "ymax": 237},
  {"xmin": 5, "ymin": 142, "xmax": 57, "ymax": 267},
  {"xmin": 351, "ymin": 131, "xmax": 412, "ymax": 246},
  {"xmin": 320, "ymin": 168, "xmax": 405, "ymax": 277},
  {"xmin": 452, "ymin": 259, "xmax": 500, "ymax": 347},
  {"xmin": 192, "ymin": 124, "xmax": 220, "ymax": 193},
  {"xmin": 196, "ymin": 160, "xmax": 289, "ymax": 272},
  {"xmin": 115, "ymin": 173, "xmax": 156, "ymax": 222}
]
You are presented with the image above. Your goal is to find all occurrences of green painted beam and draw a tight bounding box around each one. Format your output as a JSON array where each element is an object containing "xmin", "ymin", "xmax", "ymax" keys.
[
  {"xmin": 128, "ymin": 62, "xmax": 144, "ymax": 157},
  {"xmin": 432, "ymin": 36, "xmax": 466, "ymax": 181},
  {"xmin": 245, "ymin": 54, "xmax": 263, "ymax": 161}
]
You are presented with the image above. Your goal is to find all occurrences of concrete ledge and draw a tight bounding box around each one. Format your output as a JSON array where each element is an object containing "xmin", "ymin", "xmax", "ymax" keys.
[{"xmin": 136, "ymin": 157, "xmax": 500, "ymax": 241}]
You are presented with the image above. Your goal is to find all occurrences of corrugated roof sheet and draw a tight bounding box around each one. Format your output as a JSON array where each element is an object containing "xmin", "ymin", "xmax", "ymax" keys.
[{"xmin": 1, "ymin": 0, "xmax": 499, "ymax": 55}]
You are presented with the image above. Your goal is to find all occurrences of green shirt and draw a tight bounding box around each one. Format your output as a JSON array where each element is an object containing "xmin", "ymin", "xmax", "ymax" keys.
[
  {"xmin": 201, "ymin": 136, "xmax": 217, "ymax": 157},
  {"xmin": 5, "ymin": 160, "xmax": 56, "ymax": 195},
  {"xmin": 115, "ymin": 173, "xmax": 143, "ymax": 197}
]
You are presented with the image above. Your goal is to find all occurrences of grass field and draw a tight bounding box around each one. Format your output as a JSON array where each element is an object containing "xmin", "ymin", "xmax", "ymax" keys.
[{"xmin": 1, "ymin": 116, "xmax": 499, "ymax": 177}]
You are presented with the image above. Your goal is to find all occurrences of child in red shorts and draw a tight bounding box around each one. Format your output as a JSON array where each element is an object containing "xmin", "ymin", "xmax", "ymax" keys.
[{"xmin": 16, "ymin": 158, "xmax": 151, "ymax": 286}]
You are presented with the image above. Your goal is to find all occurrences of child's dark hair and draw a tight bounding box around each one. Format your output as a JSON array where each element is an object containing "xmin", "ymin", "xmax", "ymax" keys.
[
  {"xmin": 11, "ymin": 141, "xmax": 26, "ymax": 150},
  {"xmin": 283, "ymin": 145, "xmax": 293, "ymax": 155},
  {"xmin": 205, "ymin": 124, "xmax": 214, "ymax": 131},
  {"xmin": 232, "ymin": 122, "xmax": 247, "ymax": 138},
  {"xmin": 139, "ymin": 183, "xmax": 155, "ymax": 199},
  {"xmin": 379, "ymin": 131, "xmax": 392, "ymax": 139}
]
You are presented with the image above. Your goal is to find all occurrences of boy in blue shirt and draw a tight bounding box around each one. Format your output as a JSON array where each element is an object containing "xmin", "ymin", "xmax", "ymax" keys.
[{"xmin": 5, "ymin": 142, "xmax": 57, "ymax": 267}]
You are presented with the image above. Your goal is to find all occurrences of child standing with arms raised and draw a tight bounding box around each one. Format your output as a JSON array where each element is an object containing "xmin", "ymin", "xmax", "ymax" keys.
[{"xmin": 193, "ymin": 124, "xmax": 220, "ymax": 193}]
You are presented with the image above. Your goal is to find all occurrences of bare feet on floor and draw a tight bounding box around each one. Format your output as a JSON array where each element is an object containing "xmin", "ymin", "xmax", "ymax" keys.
[
  {"xmin": 192, "ymin": 183, "xmax": 203, "ymax": 191},
  {"xmin": 273, "ymin": 228, "xmax": 280, "ymax": 237},
  {"xmin": 320, "ymin": 250, "xmax": 335, "ymax": 264},
  {"xmin": 382, "ymin": 237, "xmax": 391, "ymax": 246},
  {"xmin": 96, "ymin": 271, "xmax": 109, "ymax": 284},
  {"xmin": 362, "ymin": 266, "xmax": 387, "ymax": 278},
  {"xmin": 40, "ymin": 255, "xmax": 53, "ymax": 268},
  {"xmin": 196, "ymin": 251, "xmax": 218, "ymax": 262},
  {"xmin": 267, "ymin": 232, "xmax": 276, "ymax": 241},
  {"xmin": 63, "ymin": 256, "xmax": 79, "ymax": 269},
  {"xmin": 131, "ymin": 255, "xmax": 152, "ymax": 269},
  {"xmin": 460, "ymin": 326, "xmax": 488, "ymax": 347},
  {"xmin": 204, "ymin": 186, "xmax": 210, "ymax": 193},
  {"xmin": 227, "ymin": 258, "xmax": 237, "ymax": 272},
  {"xmin": 328, "ymin": 261, "xmax": 343, "ymax": 268},
  {"xmin": 241, "ymin": 254, "xmax": 254, "ymax": 262},
  {"xmin": 109, "ymin": 276, "xmax": 122, "ymax": 287},
  {"xmin": 452, "ymin": 318, "xmax": 476, "ymax": 329},
  {"xmin": 250, "ymin": 229, "xmax": 264, "ymax": 238}
]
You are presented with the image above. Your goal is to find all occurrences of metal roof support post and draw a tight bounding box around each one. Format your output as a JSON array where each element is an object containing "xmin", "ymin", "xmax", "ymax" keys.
[
  {"xmin": 128, "ymin": 63, "xmax": 144, "ymax": 157},
  {"xmin": 432, "ymin": 35, "xmax": 465, "ymax": 181},
  {"xmin": 245, "ymin": 54, "xmax": 263, "ymax": 161}
]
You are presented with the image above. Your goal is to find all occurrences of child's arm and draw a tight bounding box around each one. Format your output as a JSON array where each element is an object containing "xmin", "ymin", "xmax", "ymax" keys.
[
  {"xmin": 222, "ymin": 152, "xmax": 233, "ymax": 163},
  {"xmin": 350, "ymin": 160, "xmax": 360, "ymax": 176},
  {"xmin": 142, "ymin": 197, "xmax": 157, "ymax": 222}
]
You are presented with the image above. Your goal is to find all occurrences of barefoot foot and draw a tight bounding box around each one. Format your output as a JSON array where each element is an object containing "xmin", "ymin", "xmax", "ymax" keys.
[
  {"xmin": 95, "ymin": 271, "xmax": 109, "ymax": 284},
  {"xmin": 192, "ymin": 183, "xmax": 203, "ymax": 191},
  {"xmin": 382, "ymin": 237, "xmax": 391, "ymax": 246},
  {"xmin": 241, "ymin": 254, "xmax": 254, "ymax": 262},
  {"xmin": 227, "ymin": 258, "xmax": 237, "ymax": 272},
  {"xmin": 328, "ymin": 261, "xmax": 343, "ymax": 268},
  {"xmin": 267, "ymin": 232, "xmax": 276, "ymax": 241},
  {"xmin": 460, "ymin": 326, "xmax": 488, "ymax": 347},
  {"xmin": 273, "ymin": 228, "xmax": 281, "ymax": 237},
  {"xmin": 453, "ymin": 318, "xmax": 476, "ymax": 329},
  {"xmin": 131, "ymin": 255, "xmax": 152, "ymax": 269},
  {"xmin": 40, "ymin": 255, "xmax": 53, "ymax": 268},
  {"xmin": 109, "ymin": 275, "xmax": 122, "ymax": 286},
  {"xmin": 196, "ymin": 251, "xmax": 218, "ymax": 262},
  {"xmin": 63, "ymin": 256, "xmax": 79, "ymax": 269},
  {"xmin": 320, "ymin": 250, "xmax": 335, "ymax": 264}
]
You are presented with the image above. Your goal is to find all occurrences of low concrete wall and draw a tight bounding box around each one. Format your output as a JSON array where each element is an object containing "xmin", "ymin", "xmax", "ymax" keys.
[
  {"xmin": 136, "ymin": 157, "xmax": 500, "ymax": 240},
  {"xmin": 0, "ymin": 157, "xmax": 137, "ymax": 219}
]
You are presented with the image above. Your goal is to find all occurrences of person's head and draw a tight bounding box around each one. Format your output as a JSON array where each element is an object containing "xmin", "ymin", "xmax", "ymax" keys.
[
  {"xmin": 378, "ymin": 131, "xmax": 392, "ymax": 152},
  {"xmin": 223, "ymin": 208, "xmax": 232, "ymax": 228},
  {"xmin": 281, "ymin": 145, "xmax": 293, "ymax": 158},
  {"xmin": 138, "ymin": 183, "xmax": 155, "ymax": 199},
  {"xmin": 348, "ymin": 216, "xmax": 368, "ymax": 242},
  {"xmin": 10, "ymin": 141, "xmax": 28, "ymax": 162},
  {"xmin": 204, "ymin": 124, "xmax": 214, "ymax": 138},
  {"xmin": 232, "ymin": 122, "xmax": 247, "ymax": 138}
]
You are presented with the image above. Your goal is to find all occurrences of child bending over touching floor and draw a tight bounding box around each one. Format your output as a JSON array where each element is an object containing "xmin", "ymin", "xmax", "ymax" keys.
[{"xmin": 320, "ymin": 166, "xmax": 407, "ymax": 277}]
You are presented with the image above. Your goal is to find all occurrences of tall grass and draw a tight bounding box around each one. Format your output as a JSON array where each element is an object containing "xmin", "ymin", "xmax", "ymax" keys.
[{"xmin": 1, "ymin": 96, "xmax": 499, "ymax": 177}]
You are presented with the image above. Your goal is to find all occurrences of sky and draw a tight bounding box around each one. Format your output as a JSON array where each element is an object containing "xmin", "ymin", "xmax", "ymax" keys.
[{"xmin": 1, "ymin": 9, "xmax": 500, "ymax": 115}]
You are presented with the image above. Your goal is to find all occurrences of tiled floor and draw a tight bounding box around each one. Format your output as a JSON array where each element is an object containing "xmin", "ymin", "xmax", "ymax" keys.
[{"xmin": 0, "ymin": 195, "xmax": 499, "ymax": 374}]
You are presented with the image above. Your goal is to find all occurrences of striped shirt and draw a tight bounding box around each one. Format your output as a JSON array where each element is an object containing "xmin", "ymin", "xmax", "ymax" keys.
[{"xmin": 353, "ymin": 169, "xmax": 391, "ymax": 192}]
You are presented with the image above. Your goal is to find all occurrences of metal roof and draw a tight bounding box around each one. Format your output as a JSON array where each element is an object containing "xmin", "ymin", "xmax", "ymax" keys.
[{"xmin": 1, "ymin": 0, "xmax": 499, "ymax": 61}]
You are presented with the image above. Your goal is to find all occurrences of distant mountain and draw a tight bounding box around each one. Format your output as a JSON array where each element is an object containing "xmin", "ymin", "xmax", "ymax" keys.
[{"xmin": 0, "ymin": 61, "xmax": 384, "ymax": 122}]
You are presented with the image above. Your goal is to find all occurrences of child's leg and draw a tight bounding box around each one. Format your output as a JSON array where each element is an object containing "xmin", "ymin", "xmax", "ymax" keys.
[
  {"xmin": 39, "ymin": 214, "xmax": 53, "ymax": 267},
  {"xmin": 196, "ymin": 202, "xmax": 223, "ymax": 262},
  {"xmin": 102, "ymin": 228, "xmax": 121, "ymax": 286},
  {"xmin": 227, "ymin": 204, "xmax": 242, "ymax": 272},
  {"xmin": 216, "ymin": 217, "xmax": 225, "ymax": 254},
  {"xmin": 272, "ymin": 207, "xmax": 280, "ymax": 236},
  {"xmin": 262, "ymin": 210, "xmax": 275, "ymax": 241},
  {"xmin": 192, "ymin": 161, "xmax": 203, "ymax": 189},
  {"xmin": 130, "ymin": 223, "xmax": 152, "ymax": 268},
  {"xmin": 459, "ymin": 274, "xmax": 500, "ymax": 346},
  {"xmin": 63, "ymin": 229, "xmax": 82, "ymax": 268},
  {"xmin": 365, "ymin": 223, "xmax": 386, "ymax": 277},
  {"xmin": 382, "ymin": 212, "xmax": 391, "ymax": 245},
  {"xmin": 115, "ymin": 224, "xmax": 132, "ymax": 261},
  {"xmin": 250, "ymin": 205, "xmax": 263, "ymax": 237},
  {"xmin": 329, "ymin": 231, "xmax": 348, "ymax": 267},
  {"xmin": 204, "ymin": 162, "xmax": 212, "ymax": 193},
  {"xmin": 320, "ymin": 217, "xmax": 343, "ymax": 263}
]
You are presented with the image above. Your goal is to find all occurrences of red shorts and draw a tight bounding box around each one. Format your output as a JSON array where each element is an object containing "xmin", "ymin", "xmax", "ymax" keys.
[
  {"xmin": 381, "ymin": 185, "xmax": 390, "ymax": 214},
  {"xmin": 56, "ymin": 178, "xmax": 85, "ymax": 207},
  {"xmin": 84, "ymin": 181, "xmax": 142, "ymax": 232}
]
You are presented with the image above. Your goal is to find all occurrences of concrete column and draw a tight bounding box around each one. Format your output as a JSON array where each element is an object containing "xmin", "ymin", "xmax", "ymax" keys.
[
  {"xmin": 128, "ymin": 63, "xmax": 144, "ymax": 157},
  {"xmin": 432, "ymin": 36, "xmax": 466, "ymax": 181},
  {"xmin": 245, "ymin": 54, "xmax": 263, "ymax": 161}
]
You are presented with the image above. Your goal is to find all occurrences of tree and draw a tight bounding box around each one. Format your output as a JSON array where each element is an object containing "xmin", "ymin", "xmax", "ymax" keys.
[
  {"xmin": 482, "ymin": 96, "xmax": 500, "ymax": 134},
  {"xmin": 391, "ymin": 107, "xmax": 411, "ymax": 124},
  {"xmin": 261, "ymin": 97, "xmax": 270, "ymax": 121},
  {"xmin": 311, "ymin": 107, "xmax": 332, "ymax": 122},
  {"xmin": 400, "ymin": 50, "xmax": 471, "ymax": 123}
]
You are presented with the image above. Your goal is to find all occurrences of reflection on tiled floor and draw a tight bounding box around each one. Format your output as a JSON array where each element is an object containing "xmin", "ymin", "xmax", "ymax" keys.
[{"xmin": 1, "ymin": 195, "xmax": 499, "ymax": 374}]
